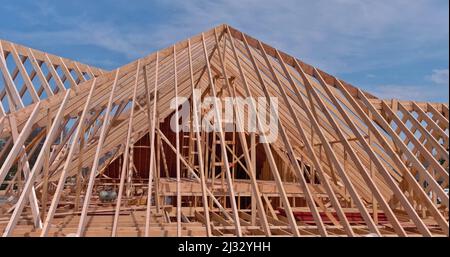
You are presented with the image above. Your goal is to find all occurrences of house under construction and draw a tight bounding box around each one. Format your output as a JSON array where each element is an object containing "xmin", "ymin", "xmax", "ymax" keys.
[{"xmin": 0, "ymin": 24, "xmax": 448, "ymax": 237}]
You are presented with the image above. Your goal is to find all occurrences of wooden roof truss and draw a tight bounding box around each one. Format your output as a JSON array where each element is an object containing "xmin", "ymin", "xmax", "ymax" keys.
[{"xmin": 0, "ymin": 24, "xmax": 448, "ymax": 237}]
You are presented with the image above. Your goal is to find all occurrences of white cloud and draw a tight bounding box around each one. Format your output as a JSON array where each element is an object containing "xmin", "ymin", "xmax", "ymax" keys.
[
  {"xmin": 154, "ymin": 0, "xmax": 449, "ymax": 74},
  {"xmin": 372, "ymin": 69, "xmax": 449, "ymax": 102},
  {"xmin": 2, "ymin": 0, "xmax": 448, "ymax": 74},
  {"xmin": 5, "ymin": 22, "xmax": 152, "ymax": 60},
  {"xmin": 429, "ymin": 69, "xmax": 449, "ymax": 85},
  {"xmin": 371, "ymin": 84, "xmax": 446, "ymax": 101}
]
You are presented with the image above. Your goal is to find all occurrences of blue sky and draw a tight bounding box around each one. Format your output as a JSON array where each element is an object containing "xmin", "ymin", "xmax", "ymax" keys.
[{"xmin": 1, "ymin": 0, "xmax": 448, "ymax": 102}]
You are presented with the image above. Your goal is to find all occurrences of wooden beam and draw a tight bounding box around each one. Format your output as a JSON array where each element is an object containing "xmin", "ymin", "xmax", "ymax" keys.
[
  {"xmin": 214, "ymin": 28, "xmax": 271, "ymax": 236},
  {"xmin": 254, "ymin": 37, "xmax": 355, "ymax": 237},
  {"xmin": 0, "ymin": 103, "xmax": 41, "ymax": 185},
  {"xmin": 111, "ymin": 62, "xmax": 140, "ymax": 236},
  {"xmin": 41, "ymin": 79, "xmax": 97, "ymax": 236},
  {"xmin": 2, "ymin": 89, "xmax": 71, "ymax": 237},
  {"xmin": 143, "ymin": 53, "xmax": 160, "ymax": 237},
  {"xmin": 225, "ymin": 26, "xmax": 299, "ymax": 236},
  {"xmin": 188, "ymin": 39, "xmax": 212, "ymax": 237},
  {"xmin": 202, "ymin": 32, "xmax": 242, "ymax": 236},
  {"xmin": 76, "ymin": 69, "xmax": 120, "ymax": 236},
  {"xmin": 239, "ymin": 33, "xmax": 329, "ymax": 236}
]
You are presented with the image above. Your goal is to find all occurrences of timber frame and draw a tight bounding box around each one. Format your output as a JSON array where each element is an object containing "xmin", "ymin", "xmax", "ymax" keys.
[{"xmin": 0, "ymin": 24, "xmax": 448, "ymax": 237}]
